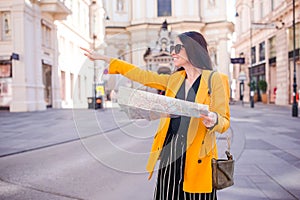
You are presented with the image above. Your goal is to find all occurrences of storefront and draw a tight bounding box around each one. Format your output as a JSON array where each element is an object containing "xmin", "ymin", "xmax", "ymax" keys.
[
  {"xmin": 249, "ymin": 63, "xmax": 266, "ymax": 102},
  {"xmin": 0, "ymin": 58, "xmax": 12, "ymax": 109}
]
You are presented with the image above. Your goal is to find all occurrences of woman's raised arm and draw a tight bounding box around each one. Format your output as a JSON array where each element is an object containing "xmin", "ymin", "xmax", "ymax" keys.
[{"xmin": 80, "ymin": 47, "xmax": 112, "ymax": 63}]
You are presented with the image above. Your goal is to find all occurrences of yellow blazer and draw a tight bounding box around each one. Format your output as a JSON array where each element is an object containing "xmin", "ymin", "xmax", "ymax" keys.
[{"xmin": 108, "ymin": 59, "xmax": 230, "ymax": 193}]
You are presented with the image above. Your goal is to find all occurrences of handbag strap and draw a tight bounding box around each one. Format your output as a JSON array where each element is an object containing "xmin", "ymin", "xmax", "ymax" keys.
[{"xmin": 208, "ymin": 71, "xmax": 233, "ymax": 160}]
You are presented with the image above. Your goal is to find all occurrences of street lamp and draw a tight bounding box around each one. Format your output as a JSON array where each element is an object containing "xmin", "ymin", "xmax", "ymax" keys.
[
  {"xmin": 93, "ymin": 34, "xmax": 97, "ymax": 109},
  {"xmin": 249, "ymin": 20, "xmax": 255, "ymax": 108},
  {"xmin": 292, "ymin": 0, "xmax": 298, "ymax": 117},
  {"xmin": 90, "ymin": 0, "xmax": 98, "ymax": 109}
]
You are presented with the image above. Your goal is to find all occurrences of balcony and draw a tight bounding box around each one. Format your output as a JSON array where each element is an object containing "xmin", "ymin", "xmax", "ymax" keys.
[{"xmin": 39, "ymin": 0, "xmax": 71, "ymax": 20}]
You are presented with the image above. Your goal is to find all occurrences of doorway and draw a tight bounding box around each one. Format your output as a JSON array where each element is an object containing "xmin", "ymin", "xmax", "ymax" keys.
[{"xmin": 42, "ymin": 64, "xmax": 52, "ymax": 108}]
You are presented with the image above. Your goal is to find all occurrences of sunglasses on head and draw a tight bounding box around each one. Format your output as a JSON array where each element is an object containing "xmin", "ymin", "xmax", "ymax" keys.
[{"xmin": 170, "ymin": 44, "xmax": 184, "ymax": 54}]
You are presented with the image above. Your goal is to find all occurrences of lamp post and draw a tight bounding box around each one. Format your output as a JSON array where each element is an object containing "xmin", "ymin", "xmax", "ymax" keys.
[
  {"xmin": 292, "ymin": 0, "xmax": 298, "ymax": 117},
  {"xmin": 249, "ymin": 19, "xmax": 255, "ymax": 108},
  {"xmin": 93, "ymin": 34, "xmax": 97, "ymax": 109},
  {"xmin": 90, "ymin": 0, "xmax": 98, "ymax": 109}
]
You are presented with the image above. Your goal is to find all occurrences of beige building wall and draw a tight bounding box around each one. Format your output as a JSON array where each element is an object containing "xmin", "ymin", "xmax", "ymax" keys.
[
  {"xmin": 0, "ymin": 0, "xmax": 105, "ymax": 112},
  {"xmin": 234, "ymin": 0, "xmax": 300, "ymax": 106}
]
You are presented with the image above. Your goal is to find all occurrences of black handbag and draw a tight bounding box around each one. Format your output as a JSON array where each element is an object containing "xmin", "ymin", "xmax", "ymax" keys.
[{"xmin": 208, "ymin": 71, "xmax": 235, "ymax": 190}]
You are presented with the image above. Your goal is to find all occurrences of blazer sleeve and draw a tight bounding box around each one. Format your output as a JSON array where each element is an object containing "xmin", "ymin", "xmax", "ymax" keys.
[
  {"xmin": 209, "ymin": 72, "xmax": 230, "ymax": 133},
  {"xmin": 108, "ymin": 58, "xmax": 170, "ymax": 91}
]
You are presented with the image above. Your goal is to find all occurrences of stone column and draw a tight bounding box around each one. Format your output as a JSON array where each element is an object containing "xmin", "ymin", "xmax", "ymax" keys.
[{"xmin": 275, "ymin": 28, "xmax": 289, "ymax": 105}]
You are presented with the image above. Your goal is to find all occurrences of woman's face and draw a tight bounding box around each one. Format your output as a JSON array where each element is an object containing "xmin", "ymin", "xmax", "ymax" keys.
[{"xmin": 171, "ymin": 38, "xmax": 190, "ymax": 68}]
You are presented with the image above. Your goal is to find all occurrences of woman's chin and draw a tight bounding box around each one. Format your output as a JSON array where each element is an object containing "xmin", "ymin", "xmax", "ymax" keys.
[{"xmin": 174, "ymin": 62, "xmax": 182, "ymax": 68}]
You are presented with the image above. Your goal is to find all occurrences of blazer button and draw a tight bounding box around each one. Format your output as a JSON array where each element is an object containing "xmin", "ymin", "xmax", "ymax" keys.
[{"xmin": 198, "ymin": 159, "xmax": 202, "ymax": 164}]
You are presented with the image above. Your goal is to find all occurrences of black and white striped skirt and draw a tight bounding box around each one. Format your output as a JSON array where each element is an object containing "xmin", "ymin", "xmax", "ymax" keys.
[{"xmin": 153, "ymin": 133, "xmax": 217, "ymax": 200}]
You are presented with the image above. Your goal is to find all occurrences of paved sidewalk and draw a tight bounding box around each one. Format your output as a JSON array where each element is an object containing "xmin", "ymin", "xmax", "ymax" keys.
[
  {"xmin": 219, "ymin": 102, "xmax": 300, "ymax": 200},
  {"xmin": 0, "ymin": 102, "xmax": 300, "ymax": 199}
]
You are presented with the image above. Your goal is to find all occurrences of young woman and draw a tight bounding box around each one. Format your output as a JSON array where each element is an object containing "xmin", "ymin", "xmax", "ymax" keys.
[{"xmin": 81, "ymin": 31, "xmax": 230, "ymax": 200}]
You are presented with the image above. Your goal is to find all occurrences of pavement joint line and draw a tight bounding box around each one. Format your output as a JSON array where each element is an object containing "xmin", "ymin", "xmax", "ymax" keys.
[
  {"xmin": 0, "ymin": 121, "xmax": 134, "ymax": 158},
  {"xmin": 246, "ymin": 171, "xmax": 273, "ymax": 200},
  {"xmin": 229, "ymin": 125, "xmax": 246, "ymax": 162},
  {"xmin": 255, "ymin": 163, "xmax": 299, "ymax": 200},
  {"xmin": 0, "ymin": 178, "xmax": 84, "ymax": 200}
]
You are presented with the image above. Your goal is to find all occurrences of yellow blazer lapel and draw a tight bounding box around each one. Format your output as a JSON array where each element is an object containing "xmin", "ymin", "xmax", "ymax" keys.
[
  {"xmin": 195, "ymin": 70, "xmax": 210, "ymax": 104},
  {"xmin": 186, "ymin": 70, "xmax": 211, "ymax": 147},
  {"xmin": 165, "ymin": 70, "xmax": 186, "ymax": 97}
]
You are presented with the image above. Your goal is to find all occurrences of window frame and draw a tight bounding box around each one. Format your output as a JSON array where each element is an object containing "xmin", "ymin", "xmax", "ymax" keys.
[
  {"xmin": 157, "ymin": 0, "xmax": 172, "ymax": 17},
  {"xmin": 1, "ymin": 11, "xmax": 12, "ymax": 41}
]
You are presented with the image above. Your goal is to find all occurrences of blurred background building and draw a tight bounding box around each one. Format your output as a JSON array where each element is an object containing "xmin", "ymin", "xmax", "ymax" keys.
[
  {"xmin": 233, "ymin": 0, "xmax": 300, "ymax": 106},
  {"xmin": 0, "ymin": 0, "xmax": 104, "ymax": 112},
  {"xmin": 103, "ymin": 0, "xmax": 234, "ymax": 95},
  {"xmin": 1, "ymin": 0, "xmax": 299, "ymax": 112}
]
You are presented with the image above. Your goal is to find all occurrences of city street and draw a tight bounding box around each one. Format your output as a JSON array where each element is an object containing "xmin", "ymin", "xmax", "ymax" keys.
[{"xmin": 0, "ymin": 103, "xmax": 300, "ymax": 200}]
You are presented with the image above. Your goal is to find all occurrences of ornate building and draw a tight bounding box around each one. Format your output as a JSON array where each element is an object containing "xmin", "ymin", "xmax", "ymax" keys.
[
  {"xmin": 233, "ymin": 0, "xmax": 300, "ymax": 106},
  {"xmin": 101, "ymin": 0, "xmax": 234, "ymax": 94}
]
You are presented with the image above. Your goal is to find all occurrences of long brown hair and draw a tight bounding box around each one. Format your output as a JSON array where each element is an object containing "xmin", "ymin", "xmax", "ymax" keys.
[{"xmin": 178, "ymin": 31, "xmax": 212, "ymax": 70}]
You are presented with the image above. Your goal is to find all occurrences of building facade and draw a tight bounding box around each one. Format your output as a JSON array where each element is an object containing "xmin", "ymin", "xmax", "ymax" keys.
[
  {"xmin": 56, "ymin": 0, "xmax": 105, "ymax": 109},
  {"xmin": 0, "ymin": 0, "xmax": 104, "ymax": 112},
  {"xmin": 102, "ymin": 0, "xmax": 234, "ymax": 94},
  {"xmin": 233, "ymin": 0, "xmax": 300, "ymax": 106}
]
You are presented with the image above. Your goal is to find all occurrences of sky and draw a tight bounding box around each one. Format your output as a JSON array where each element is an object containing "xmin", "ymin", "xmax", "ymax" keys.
[{"xmin": 227, "ymin": 0, "xmax": 236, "ymax": 23}]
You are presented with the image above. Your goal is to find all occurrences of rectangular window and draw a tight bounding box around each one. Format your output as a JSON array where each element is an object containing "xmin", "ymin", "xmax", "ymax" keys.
[
  {"xmin": 0, "ymin": 60, "xmax": 12, "ymax": 78},
  {"xmin": 0, "ymin": 81, "xmax": 8, "ymax": 94},
  {"xmin": 77, "ymin": 75, "xmax": 81, "ymax": 100},
  {"xmin": 41, "ymin": 21, "xmax": 52, "ymax": 48},
  {"xmin": 84, "ymin": 76, "xmax": 87, "ymax": 99},
  {"xmin": 61, "ymin": 71, "xmax": 66, "ymax": 101},
  {"xmin": 271, "ymin": 0, "xmax": 274, "ymax": 11},
  {"xmin": 259, "ymin": 41, "xmax": 265, "ymax": 61},
  {"xmin": 158, "ymin": 0, "xmax": 172, "ymax": 17},
  {"xmin": 117, "ymin": 0, "xmax": 125, "ymax": 12},
  {"xmin": 1, "ymin": 11, "xmax": 11, "ymax": 40},
  {"xmin": 251, "ymin": 46, "xmax": 256, "ymax": 64},
  {"xmin": 70, "ymin": 73, "xmax": 74, "ymax": 99},
  {"xmin": 269, "ymin": 36, "xmax": 276, "ymax": 58}
]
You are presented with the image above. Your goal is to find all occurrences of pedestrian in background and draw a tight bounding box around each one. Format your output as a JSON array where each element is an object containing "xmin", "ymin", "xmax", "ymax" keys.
[{"xmin": 81, "ymin": 31, "xmax": 230, "ymax": 200}]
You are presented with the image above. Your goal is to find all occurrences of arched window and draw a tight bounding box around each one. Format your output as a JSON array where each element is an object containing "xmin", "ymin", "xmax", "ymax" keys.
[{"xmin": 158, "ymin": 0, "xmax": 171, "ymax": 17}]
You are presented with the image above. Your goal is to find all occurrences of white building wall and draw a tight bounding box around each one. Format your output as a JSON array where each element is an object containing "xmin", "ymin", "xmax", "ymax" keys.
[
  {"xmin": 146, "ymin": 0, "xmax": 156, "ymax": 19},
  {"xmin": 10, "ymin": 1, "xmax": 47, "ymax": 112},
  {"xmin": 0, "ymin": 0, "xmax": 105, "ymax": 112}
]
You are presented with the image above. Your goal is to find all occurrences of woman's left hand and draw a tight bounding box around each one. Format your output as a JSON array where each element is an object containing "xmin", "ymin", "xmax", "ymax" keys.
[{"xmin": 200, "ymin": 112, "xmax": 217, "ymax": 128}]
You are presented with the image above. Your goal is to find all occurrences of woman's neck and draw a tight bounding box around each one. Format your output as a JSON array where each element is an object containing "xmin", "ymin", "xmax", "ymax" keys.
[{"xmin": 185, "ymin": 65, "xmax": 202, "ymax": 86}]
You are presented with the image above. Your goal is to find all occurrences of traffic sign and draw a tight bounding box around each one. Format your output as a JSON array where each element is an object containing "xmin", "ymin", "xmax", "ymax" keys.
[{"xmin": 231, "ymin": 57, "xmax": 245, "ymax": 64}]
